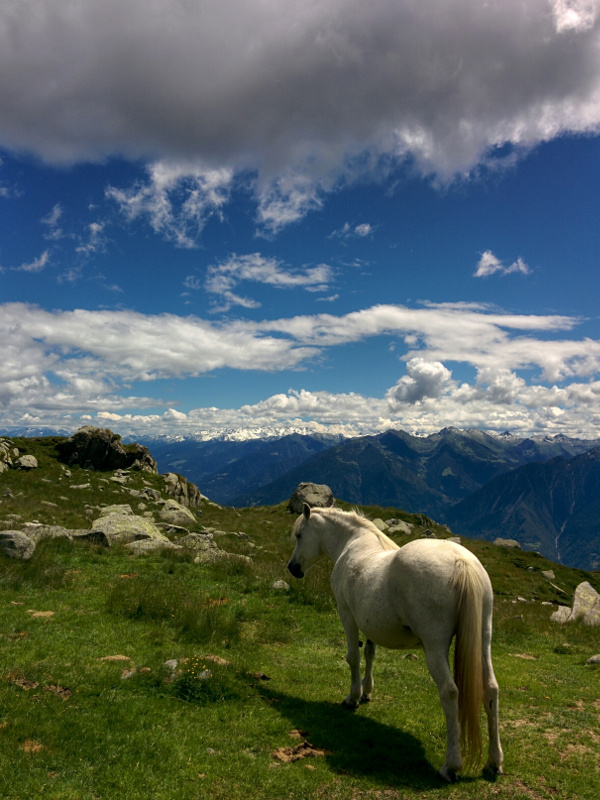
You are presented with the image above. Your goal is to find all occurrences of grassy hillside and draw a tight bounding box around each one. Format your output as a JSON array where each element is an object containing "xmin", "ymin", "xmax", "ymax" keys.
[{"xmin": 1, "ymin": 437, "xmax": 599, "ymax": 799}]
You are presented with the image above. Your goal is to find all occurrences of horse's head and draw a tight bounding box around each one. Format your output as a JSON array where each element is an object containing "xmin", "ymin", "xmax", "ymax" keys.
[{"xmin": 287, "ymin": 503, "xmax": 324, "ymax": 579}]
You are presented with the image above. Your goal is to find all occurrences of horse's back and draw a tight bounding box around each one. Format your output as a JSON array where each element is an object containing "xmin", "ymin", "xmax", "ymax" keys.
[{"xmin": 386, "ymin": 539, "xmax": 492, "ymax": 633}]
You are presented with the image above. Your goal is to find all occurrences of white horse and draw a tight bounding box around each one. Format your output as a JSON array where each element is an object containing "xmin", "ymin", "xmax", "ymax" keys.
[{"xmin": 287, "ymin": 504, "xmax": 503, "ymax": 782}]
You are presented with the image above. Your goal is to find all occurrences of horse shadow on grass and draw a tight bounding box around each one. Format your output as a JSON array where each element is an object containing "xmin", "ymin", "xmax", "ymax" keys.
[{"xmin": 257, "ymin": 686, "xmax": 478, "ymax": 791}]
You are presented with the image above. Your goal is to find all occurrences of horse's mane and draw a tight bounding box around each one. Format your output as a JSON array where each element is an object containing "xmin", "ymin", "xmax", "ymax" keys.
[{"xmin": 313, "ymin": 507, "xmax": 399, "ymax": 551}]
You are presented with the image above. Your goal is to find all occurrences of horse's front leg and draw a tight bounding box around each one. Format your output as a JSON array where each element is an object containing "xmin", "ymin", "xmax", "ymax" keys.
[
  {"xmin": 338, "ymin": 606, "xmax": 363, "ymax": 709},
  {"xmin": 361, "ymin": 639, "xmax": 376, "ymax": 702}
]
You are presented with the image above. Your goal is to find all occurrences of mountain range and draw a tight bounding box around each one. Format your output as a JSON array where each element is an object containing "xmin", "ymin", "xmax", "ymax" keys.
[{"xmin": 138, "ymin": 426, "xmax": 600, "ymax": 569}]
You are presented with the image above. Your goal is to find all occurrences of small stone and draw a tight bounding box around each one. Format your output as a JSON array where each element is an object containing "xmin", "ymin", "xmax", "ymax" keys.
[
  {"xmin": 585, "ymin": 654, "xmax": 600, "ymax": 665},
  {"xmin": 272, "ymin": 580, "xmax": 290, "ymax": 591}
]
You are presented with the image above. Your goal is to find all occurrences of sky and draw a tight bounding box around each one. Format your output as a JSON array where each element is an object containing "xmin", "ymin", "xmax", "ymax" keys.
[{"xmin": 2, "ymin": 0, "xmax": 600, "ymax": 441}]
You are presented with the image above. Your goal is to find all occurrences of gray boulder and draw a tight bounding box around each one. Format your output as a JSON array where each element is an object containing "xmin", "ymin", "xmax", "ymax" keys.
[
  {"xmin": 124, "ymin": 539, "xmax": 182, "ymax": 555},
  {"xmin": 493, "ymin": 538, "xmax": 522, "ymax": 549},
  {"xmin": 571, "ymin": 581, "xmax": 600, "ymax": 626},
  {"xmin": 0, "ymin": 531, "xmax": 36, "ymax": 560},
  {"xmin": 159, "ymin": 499, "xmax": 197, "ymax": 527},
  {"xmin": 14, "ymin": 454, "xmax": 39, "ymax": 470},
  {"xmin": 550, "ymin": 581, "xmax": 600, "ymax": 626},
  {"xmin": 288, "ymin": 482, "xmax": 335, "ymax": 514},
  {"xmin": 387, "ymin": 518, "xmax": 414, "ymax": 535},
  {"xmin": 86, "ymin": 510, "xmax": 169, "ymax": 547},
  {"xmin": 58, "ymin": 426, "xmax": 157, "ymax": 473}
]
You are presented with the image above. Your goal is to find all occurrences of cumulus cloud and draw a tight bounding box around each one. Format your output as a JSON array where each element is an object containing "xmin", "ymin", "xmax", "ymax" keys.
[
  {"xmin": 474, "ymin": 250, "xmax": 531, "ymax": 277},
  {"xmin": 387, "ymin": 358, "xmax": 453, "ymax": 406},
  {"xmin": 2, "ymin": 1, "xmax": 600, "ymax": 232}
]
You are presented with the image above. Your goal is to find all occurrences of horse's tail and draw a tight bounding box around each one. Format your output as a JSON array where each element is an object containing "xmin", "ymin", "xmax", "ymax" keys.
[{"xmin": 453, "ymin": 558, "xmax": 484, "ymax": 769}]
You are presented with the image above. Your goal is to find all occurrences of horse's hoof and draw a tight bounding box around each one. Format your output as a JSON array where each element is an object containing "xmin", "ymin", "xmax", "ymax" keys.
[
  {"xmin": 341, "ymin": 699, "xmax": 359, "ymax": 710},
  {"xmin": 438, "ymin": 766, "xmax": 458, "ymax": 783},
  {"xmin": 359, "ymin": 694, "xmax": 371, "ymax": 704},
  {"xmin": 483, "ymin": 761, "xmax": 503, "ymax": 778}
]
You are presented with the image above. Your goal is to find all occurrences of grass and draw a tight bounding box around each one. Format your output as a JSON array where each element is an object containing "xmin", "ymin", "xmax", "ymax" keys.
[{"xmin": 1, "ymin": 436, "xmax": 600, "ymax": 799}]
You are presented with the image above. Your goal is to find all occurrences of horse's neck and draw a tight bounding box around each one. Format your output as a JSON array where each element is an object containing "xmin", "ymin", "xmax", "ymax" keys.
[{"xmin": 320, "ymin": 516, "xmax": 369, "ymax": 563}]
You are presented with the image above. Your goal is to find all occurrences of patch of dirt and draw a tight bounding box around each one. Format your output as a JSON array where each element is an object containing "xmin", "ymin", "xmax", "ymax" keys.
[
  {"xmin": 45, "ymin": 684, "xmax": 71, "ymax": 700},
  {"xmin": 509, "ymin": 653, "xmax": 537, "ymax": 660},
  {"xmin": 272, "ymin": 741, "xmax": 331, "ymax": 763},
  {"xmin": 98, "ymin": 654, "xmax": 132, "ymax": 662},
  {"xmin": 13, "ymin": 677, "xmax": 40, "ymax": 691},
  {"xmin": 21, "ymin": 740, "xmax": 44, "ymax": 754},
  {"xmin": 27, "ymin": 610, "xmax": 55, "ymax": 619},
  {"xmin": 289, "ymin": 729, "xmax": 309, "ymax": 740}
]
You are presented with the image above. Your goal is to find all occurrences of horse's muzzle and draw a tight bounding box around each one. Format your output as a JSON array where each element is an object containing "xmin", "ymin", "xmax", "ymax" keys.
[{"xmin": 287, "ymin": 561, "xmax": 304, "ymax": 579}]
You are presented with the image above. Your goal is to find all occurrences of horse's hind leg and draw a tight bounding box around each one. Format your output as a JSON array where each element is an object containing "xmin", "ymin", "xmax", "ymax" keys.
[
  {"xmin": 424, "ymin": 646, "xmax": 462, "ymax": 782},
  {"xmin": 361, "ymin": 639, "xmax": 376, "ymax": 702},
  {"xmin": 482, "ymin": 619, "xmax": 503, "ymax": 775}
]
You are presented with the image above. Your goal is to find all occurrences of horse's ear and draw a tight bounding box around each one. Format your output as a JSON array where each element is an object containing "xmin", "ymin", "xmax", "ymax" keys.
[{"xmin": 303, "ymin": 503, "xmax": 311, "ymax": 520}]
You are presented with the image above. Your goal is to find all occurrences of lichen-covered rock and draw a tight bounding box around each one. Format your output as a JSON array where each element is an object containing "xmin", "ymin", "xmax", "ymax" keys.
[
  {"xmin": 571, "ymin": 581, "xmax": 600, "ymax": 626},
  {"xmin": 159, "ymin": 499, "xmax": 197, "ymax": 527},
  {"xmin": 0, "ymin": 531, "xmax": 36, "ymax": 560},
  {"xmin": 58, "ymin": 426, "xmax": 157, "ymax": 473},
  {"xmin": 177, "ymin": 533, "xmax": 217, "ymax": 552},
  {"xmin": 288, "ymin": 482, "xmax": 335, "ymax": 514},
  {"xmin": 87, "ymin": 511, "xmax": 169, "ymax": 546}
]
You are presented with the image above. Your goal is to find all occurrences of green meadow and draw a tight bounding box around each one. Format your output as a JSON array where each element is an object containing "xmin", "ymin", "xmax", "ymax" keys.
[{"xmin": 1, "ymin": 437, "xmax": 599, "ymax": 800}]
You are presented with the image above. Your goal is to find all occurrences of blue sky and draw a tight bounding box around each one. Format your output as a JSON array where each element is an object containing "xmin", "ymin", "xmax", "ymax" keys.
[{"xmin": 2, "ymin": 1, "xmax": 600, "ymax": 440}]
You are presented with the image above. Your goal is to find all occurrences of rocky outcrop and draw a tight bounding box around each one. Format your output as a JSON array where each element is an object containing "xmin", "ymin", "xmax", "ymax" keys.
[
  {"xmin": 162, "ymin": 472, "xmax": 202, "ymax": 509},
  {"xmin": 57, "ymin": 426, "xmax": 157, "ymax": 473},
  {"xmin": 0, "ymin": 438, "xmax": 18, "ymax": 473},
  {"xmin": 288, "ymin": 482, "xmax": 335, "ymax": 514},
  {"xmin": 551, "ymin": 581, "xmax": 600, "ymax": 626}
]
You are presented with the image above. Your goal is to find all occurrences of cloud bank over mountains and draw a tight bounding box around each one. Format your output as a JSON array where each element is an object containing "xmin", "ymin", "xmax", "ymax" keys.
[
  {"xmin": 3, "ymin": 301, "xmax": 600, "ymax": 439},
  {"xmin": 2, "ymin": 1, "xmax": 600, "ymax": 233}
]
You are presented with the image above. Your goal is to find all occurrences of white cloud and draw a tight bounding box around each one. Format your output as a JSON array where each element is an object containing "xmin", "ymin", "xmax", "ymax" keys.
[
  {"xmin": 2, "ymin": 1, "xmax": 600, "ymax": 233},
  {"xmin": 2, "ymin": 300, "xmax": 600, "ymax": 438},
  {"xmin": 474, "ymin": 250, "xmax": 531, "ymax": 277},
  {"xmin": 203, "ymin": 253, "xmax": 333, "ymax": 310},
  {"xmin": 330, "ymin": 221, "xmax": 375, "ymax": 240},
  {"xmin": 106, "ymin": 161, "xmax": 233, "ymax": 247},
  {"xmin": 387, "ymin": 358, "xmax": 453, "ymax": 406},
  {"xmin": 13, "ymin": 251, "xmax": 50, "ymax": 273},
  {"xmin": 41, "ymin": 203, "xmax": 64, "ymax": 240}
]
